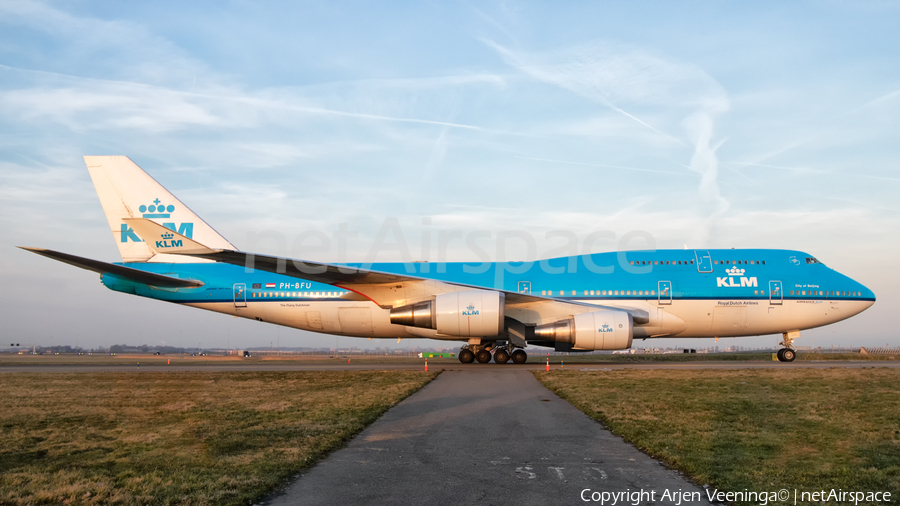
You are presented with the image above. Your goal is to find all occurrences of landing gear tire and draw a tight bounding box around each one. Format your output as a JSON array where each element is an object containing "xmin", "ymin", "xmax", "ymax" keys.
[
  {"xmin": 511, "ymin": 349, "xmax": 528, "ymax": 364},
  {"xmin": 781, "ymin": 348, "xmax": 796, "ymax": 362},
  {"xmin": 493, "ymin": 349, "xmax": 510, "ymax": 364},
  {"xmin": 776, "ymin": 348, "xmax": 785, "ymax": 361},
  {"xmin": 459, "ymin": 349, "xmax": 475, "ymax": 364},
  {"xmin": 475, "ymin": 350, "xmax": 492, "ymax": 363}
]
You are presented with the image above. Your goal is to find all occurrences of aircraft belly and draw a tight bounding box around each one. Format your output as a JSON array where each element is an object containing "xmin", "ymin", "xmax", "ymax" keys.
[
  {"xmin": 182, "ymin": 297, "xmax": 872, "ymax": 341},
  {"xmin": 661, "ymin": 299, "xmax": 860, "ymax": 338},
  {"xmin": 184, "ymin": 301, "xmax": 404, "ymax": 338}
]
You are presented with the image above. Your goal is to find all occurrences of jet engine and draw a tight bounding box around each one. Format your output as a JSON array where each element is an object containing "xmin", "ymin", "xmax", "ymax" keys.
[
  {"xmin": 389, "ymin": 290, "xmax": 505, "ymax": 337},
  {"xmin": 533, "ymin": 310, "xmax": 632, "ymax": 351}
]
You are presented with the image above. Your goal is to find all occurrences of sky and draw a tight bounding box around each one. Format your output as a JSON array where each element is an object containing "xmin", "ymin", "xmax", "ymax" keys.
[{"xmin": 1, "ymin": 0, "xmax": 898, "ymax": 351}]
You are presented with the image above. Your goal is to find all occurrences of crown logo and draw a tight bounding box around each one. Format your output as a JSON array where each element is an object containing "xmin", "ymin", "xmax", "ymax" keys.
[
  {"xmin": 139, "ymin": 198, "xmax": 175, "ymax": 217},
  {"xmin": 726, "ymin": 267, "xmax": 745, "ymax": 276},
  {"xmin": 161, "ymin": 232, "xmax": 174, "ymax": 240},
  {"xmin": 467, "ymin": 305, "xmax": 475, "ymax": 311}
]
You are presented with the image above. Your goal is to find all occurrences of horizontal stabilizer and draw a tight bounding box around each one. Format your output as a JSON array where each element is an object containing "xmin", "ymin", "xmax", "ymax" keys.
[
  {"xmin": 19, "ymin": 247, "xmax": 204, "ymax": 288},
  {"xmin": 123, "ymin": 218, "xmax": 218, "ymax": 256}
]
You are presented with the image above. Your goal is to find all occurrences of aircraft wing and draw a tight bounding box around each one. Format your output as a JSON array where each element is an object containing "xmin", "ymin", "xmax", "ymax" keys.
[
  {"xmin": 125, "ymin": 218, "xmax": 649, "ymax": 323},
  {"xmin": 19, "ymin": 247, "xmax": 204, "ymax": 288}
]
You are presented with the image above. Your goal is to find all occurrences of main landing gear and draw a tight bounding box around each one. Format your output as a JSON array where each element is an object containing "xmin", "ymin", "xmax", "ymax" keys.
[
  {"xmin": 776, "ymin": 331, "xmax": 799, "ymax": 362},
  {"xmin": 458, "ymin": 342, "xmax": 528, "ymax": 364}
]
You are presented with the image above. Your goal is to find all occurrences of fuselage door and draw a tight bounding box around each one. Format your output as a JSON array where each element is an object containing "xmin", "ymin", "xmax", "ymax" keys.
[
  {"xmin": 517, "ymin": 281, "xmax": 531, "ymax": 294},
  {"xmin": 233, "ymin": 283, "xmax": 247, "ymax": 308},
  {"xmin": 769, "ymin": 280, "xmax": 783, "ymax": 305},
  {"xmin": 694, "ymin": 250, "xmax": 713, "ymax": 273},
  {"xmin": 658, "ymin": 280, "xmax": 672, "ymax": 305}
]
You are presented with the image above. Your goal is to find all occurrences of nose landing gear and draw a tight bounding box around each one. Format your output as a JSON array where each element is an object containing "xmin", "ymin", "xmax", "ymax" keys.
[
  {"xmin": 776, "ymin": 331, "xmax": 798, "ymax": 362},
  {"xmin": 776, "ymin": 348, "xmax": 796, "ymax": 362}
]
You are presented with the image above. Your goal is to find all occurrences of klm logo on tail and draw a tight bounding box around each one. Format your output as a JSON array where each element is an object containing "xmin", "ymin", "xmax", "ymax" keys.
[
  {"xmin": 120, "ymin": 197, "xmax": 193, "ymax": 242},
  {"xmin": 716, "ymin": 267, "xmax": 758, "ymax": 288},
  {"xmin": 140, "ymin": 198, "xmax": 173, "ymax": 218},
  {"xmin": 156, "ymin": 232, "xmax": 182, "ymax": 249}
]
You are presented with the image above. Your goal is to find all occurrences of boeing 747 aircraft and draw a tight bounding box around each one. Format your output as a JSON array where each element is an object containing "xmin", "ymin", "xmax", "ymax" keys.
[{"xmin": 22, "ymin": 156, "xmax": 875, "ymax": 363}]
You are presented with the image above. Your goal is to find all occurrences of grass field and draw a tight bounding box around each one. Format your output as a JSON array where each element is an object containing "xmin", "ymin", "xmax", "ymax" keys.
[
  {"xmin": 537, "ymin": 368, "xmax": 900, "ymax": 504},
  {"xmin": 0, "ymin": 370, "xmax": 436, "ymax": 505},
  {"xmin": 0, "ymin": 351, "xmax": 893, "ymax": 368},
  {"xmin": 535, "ymin": 352, "xmax": 897, "ymax": 363}
]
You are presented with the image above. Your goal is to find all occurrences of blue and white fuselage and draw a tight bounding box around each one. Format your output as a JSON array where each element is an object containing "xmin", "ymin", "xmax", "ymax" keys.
[
  {"xmin": 23, "ymin": 157, "xmax": 875, "ymax": 364},
  {"xmin": 102, "ymin": 249, "xmax": 873, "ymax": 341}
]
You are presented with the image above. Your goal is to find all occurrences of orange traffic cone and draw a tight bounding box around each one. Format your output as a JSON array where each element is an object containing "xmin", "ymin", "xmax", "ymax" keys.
[
  {"xmin": 348, "ymin": 357, "xmax": 351, "ymax": 364},
  {"xmin": 425, "ymin": 359, "xmax": 429, "ymax": 372},
  {"xmin": 167, "ymin": 359, "xmax": 170, "ymax": 365},
  {"xmin": 546, "ymin": 357, "xmax": 549, "ymax": 371}
]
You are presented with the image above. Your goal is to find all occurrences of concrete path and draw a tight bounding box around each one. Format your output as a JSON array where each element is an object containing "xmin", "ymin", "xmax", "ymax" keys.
[{"xmin": 264, "ymin": 368, "xmax": 712, "ymax": 505}]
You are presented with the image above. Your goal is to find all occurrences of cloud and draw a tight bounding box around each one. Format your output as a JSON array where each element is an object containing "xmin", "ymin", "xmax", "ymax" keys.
[
  {"xmin": 488, "ymin": 40, "xmax": 728, "ymax": 122},
  {"xmin": 0, "ymin": 0, "xmax": 507, "ymax": 135},
  {"xmin": 489, "ymin": 40, "xmax": 731, "ymax": 239},
  {"xmin": 0, "ymin": 64, "xmax": 499, "ymax": 136}
]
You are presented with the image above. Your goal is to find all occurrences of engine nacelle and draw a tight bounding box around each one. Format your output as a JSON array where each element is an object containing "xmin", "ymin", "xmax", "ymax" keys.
[
  {"xmin": 389, "ymin": 290, "xmax": 505, "ymax": 337},
  {"xmin": 533, "ymin": 310, "xmax": 633, "ymax": 351}
]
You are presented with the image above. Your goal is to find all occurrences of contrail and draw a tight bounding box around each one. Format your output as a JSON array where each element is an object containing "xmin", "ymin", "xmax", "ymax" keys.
[{"xmin": 515, "ymin": 156, "xmax": 688, "ymax": 176}]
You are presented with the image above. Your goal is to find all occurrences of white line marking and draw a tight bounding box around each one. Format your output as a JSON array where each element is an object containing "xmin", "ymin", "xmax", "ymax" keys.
[{"xmin": 516, "ymin": 466, "xmax": 536, "ymax": 479}]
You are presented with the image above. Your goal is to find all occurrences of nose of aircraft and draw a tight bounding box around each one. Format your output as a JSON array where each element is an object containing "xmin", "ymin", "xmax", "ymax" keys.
[
  {"xmin": 860, "ymin": 281, "xmax": 875, "ymax": 301},
  {"xmin": 854, "ymin": 279, "xmax": 876, "ymax": 314}
]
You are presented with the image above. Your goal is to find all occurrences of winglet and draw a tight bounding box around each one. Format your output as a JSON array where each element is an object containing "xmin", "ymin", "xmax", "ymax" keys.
[{"xmin": 123, "ymin": 218, "xmax": 220, "ymax": 256}]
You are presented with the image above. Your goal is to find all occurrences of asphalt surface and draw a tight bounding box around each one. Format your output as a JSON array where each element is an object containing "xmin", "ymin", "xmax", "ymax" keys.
[
  {"xmin": 1, "ymin": 360, "xmax": 898, "ymax": 373},
  {"xmin": 263, "ymin": 368, "xmax": 712, "ymax": 506}
]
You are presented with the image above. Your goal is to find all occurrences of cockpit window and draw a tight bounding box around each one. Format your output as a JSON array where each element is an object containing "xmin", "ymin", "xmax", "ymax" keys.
[{"xmin": 806, "ymin": 257, "xmax": 821, "ymax": 264}]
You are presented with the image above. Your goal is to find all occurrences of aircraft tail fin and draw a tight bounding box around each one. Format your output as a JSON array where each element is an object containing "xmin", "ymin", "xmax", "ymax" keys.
[{"xmin": 85, "ymin": 156, "xmax": 235, "ymax": 262}]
